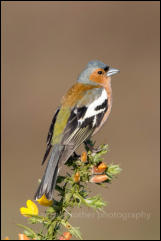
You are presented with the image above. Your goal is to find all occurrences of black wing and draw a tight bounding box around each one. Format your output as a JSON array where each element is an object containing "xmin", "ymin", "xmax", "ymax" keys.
[
  {"xmin": 59, "ymin": 99, "xmax": 108, "ymax": 163},
  {"xmin": 62, "ymin": 106, "xmax": 94, "ymax": 146},
  {"xmin": 42, "ymin": 108, "xmax": 60, "ymax": 165}
]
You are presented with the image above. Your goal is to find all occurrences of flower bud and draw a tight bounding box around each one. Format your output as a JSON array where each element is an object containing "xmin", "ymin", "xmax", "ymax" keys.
[
  {"xmin": 66, "ymin": 223, "xmax": 71, "ymax": 229},
  {"xmin": 81, "ymin": 151, "xmax": 87, "ymax": 163},
  {"xmin": 59, "ymin": 237, "xmax": 65, "ymax": 240},
  {"xmin": 59, "ymin": 232, "xmax": 72, "ymax": 240},
  {"xmin": 90, "ymin": 174, "xmax": 108, "ymax": 183},
  {"xmin": 74, "ymin": 172, "xmax": 80, "ymax": 183},
  {"xmin": 18, "ymin": 234, "xmax": 30, "ymax": 240},
  {"xmin": 91, "ymin": 162, "xmax": 107, "ymax": 174},
  {"xmin": 108, "ymin": 164, "xmax": 122, "ymax": 175},
  {"xmin": 98, "ymin": 162, "xmax": 107, "ymax": 170}
]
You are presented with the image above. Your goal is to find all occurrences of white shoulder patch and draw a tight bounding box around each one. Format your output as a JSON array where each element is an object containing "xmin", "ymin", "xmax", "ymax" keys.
[{"xmin": 78, "ymin": 88, "xmax": 108, "ymax": 125}]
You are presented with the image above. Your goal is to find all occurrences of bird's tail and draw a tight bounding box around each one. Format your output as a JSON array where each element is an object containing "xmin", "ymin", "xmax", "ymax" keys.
[{"xmin": 34, "ymin": 144, "xmax": 64, "ymax": 200}]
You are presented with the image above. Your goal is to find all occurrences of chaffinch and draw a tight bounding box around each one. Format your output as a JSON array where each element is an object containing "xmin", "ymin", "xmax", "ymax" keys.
[{"xmin": 34, "ymin": 60, "xmax": 119, "ymax": 200}]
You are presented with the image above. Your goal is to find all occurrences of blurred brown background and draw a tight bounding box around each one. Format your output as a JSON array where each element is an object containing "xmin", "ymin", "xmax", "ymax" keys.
[{"xmin": 1, "ymin": 1, "xmax": 160, "ymax": 240}]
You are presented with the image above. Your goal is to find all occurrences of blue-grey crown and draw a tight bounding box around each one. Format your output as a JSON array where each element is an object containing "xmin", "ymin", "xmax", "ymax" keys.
[
  {"xmin": 77, "ymin": 60, "xmax": 108, "ymax": 84},
  {"xmin": 87, "ymin": 60, "xmax": 108, "ymax": 69}
]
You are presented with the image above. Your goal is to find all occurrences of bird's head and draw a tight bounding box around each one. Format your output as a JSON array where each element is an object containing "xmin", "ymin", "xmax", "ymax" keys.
[{"xmin": 77, "ymin": 60, "xmax": 120, "ymax": 86}]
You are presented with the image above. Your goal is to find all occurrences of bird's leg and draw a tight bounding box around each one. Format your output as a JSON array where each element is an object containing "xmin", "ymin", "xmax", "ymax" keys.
[{"xmin": 84, "ymin": 139, "xmax": 101, "ymax": 153}]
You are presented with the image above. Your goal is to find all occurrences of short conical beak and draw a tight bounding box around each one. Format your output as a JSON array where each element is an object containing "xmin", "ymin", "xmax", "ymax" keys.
[{"xmin": 107, "ymin": 67, "xmax": 120, "ymax": 77}]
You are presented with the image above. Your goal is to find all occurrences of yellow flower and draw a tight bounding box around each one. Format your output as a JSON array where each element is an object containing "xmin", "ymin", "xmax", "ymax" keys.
[
  {"xmin": 20, "ymin": 200, "xmax": 38, "ymax": 217},
  {"xmin": 36, "ymin": 194, "xmax": 53, "ymax": 207}
]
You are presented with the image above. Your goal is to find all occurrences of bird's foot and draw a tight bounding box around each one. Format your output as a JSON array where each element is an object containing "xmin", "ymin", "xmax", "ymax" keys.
[{"xmin": 84, "ymin": 140, "xmax": 101, "ymax": 153}]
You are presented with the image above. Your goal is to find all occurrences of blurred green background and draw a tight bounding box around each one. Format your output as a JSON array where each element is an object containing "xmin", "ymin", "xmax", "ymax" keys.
[{"xmin": 1, "ymin": 1, "xmax": 160, "ymax": 240}]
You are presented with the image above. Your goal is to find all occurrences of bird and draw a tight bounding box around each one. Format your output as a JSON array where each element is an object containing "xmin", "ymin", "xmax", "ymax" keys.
[{"xmin": 34, "ymin": 60, "xmax": 120, "ymax": 200}]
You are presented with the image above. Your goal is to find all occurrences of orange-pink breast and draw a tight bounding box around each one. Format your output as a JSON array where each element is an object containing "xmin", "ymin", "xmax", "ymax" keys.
[{"xmin": 61, "ymin": 83, "xmax": 100, "ymax": 108}]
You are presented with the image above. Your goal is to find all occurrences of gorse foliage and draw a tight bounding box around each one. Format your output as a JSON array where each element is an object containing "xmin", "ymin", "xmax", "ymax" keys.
[{"xmin": 18, "ymin": 141, "xmax": 122, "ymax": 240}]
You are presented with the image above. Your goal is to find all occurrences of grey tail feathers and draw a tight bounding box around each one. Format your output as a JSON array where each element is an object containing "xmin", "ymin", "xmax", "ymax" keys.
[{"xmin": 34, "ymin": 144, "xmax": 64, "ymax": 200}]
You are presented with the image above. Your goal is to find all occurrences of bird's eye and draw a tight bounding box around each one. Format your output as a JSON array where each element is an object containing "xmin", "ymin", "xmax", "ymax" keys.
[
  {"xmin": 98, "ymin": 71, "xmax": 103, "ymax": 75},
  {"xmin": 104, "ymin": 66, "xmax": 109, "ymax": 72}
]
